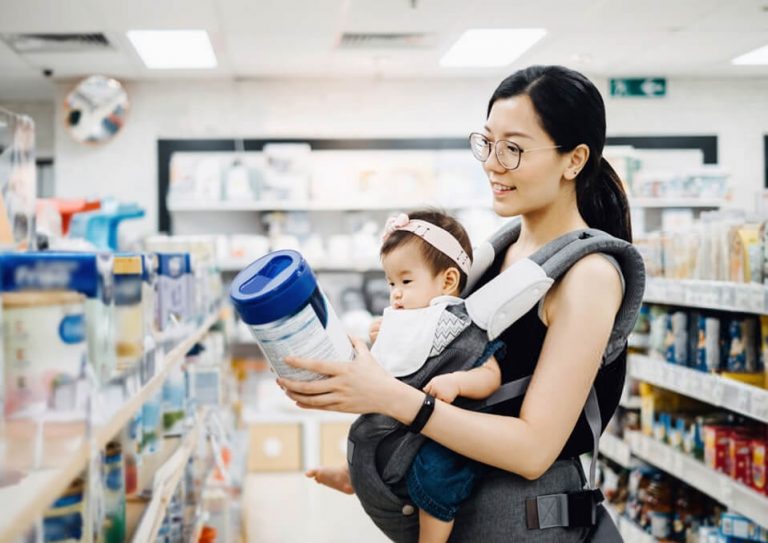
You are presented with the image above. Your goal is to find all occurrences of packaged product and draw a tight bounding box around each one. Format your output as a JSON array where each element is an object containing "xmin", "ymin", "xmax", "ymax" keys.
[
  {"xmin": 752, "ymin": 439, "xmax": 766, "ymax": 495},
  {"xmin": 695, "ymin": 315, "xmax": 722, "ymax": 372},
  {"xmin": 102, "ymin": 440, "xmax": 126, "ymax": 543},
  {"xmin": 726, "ymin": 317, "xmax": 759, "ymax": 373},
  {"xmin": 113, "ymin": 254, "xmax": 144, "ymax": 374},
  {"xmin": 43, "ymin": 475, "xmax": 87, "ymax": 542},
  {"xmin": 704, "ymin": 425, "xmax": 731, "ymax": 473},
  {"xmin": 229, "ymin": 250, "xmax": 354, "ymax": 381},
  {"xmin": 2, "ymin": 290, "xmax": 86, "ymax": 418},
  {"xmin": 727, "ymin": 431, "xmax": 754, "ymax": 485}
]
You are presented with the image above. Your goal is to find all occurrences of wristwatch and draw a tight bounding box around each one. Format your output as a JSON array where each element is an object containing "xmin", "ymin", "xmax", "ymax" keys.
[{"xmin": 408, "ymin": 393, "xmax": 436, "ymax": 433}]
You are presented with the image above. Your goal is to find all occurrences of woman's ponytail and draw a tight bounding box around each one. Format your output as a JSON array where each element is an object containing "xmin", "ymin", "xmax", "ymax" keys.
[
  {"xmin": 489, "ymin": 66, "xmax": 633, "ymax": 242},
  {"xmin": 575, "ymin": 157, "xmax": 633, "ymax": 242}
]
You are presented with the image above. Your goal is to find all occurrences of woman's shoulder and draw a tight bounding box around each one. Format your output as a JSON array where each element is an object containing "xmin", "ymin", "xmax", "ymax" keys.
[{"xmin": 542, "ymin": 253, "xmax": 623, "ymax": 325}]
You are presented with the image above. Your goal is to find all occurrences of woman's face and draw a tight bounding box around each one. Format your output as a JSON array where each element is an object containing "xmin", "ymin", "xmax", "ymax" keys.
[{"xmin": 481, "ymin": 94, "xmax": 572, "ymax": 218}]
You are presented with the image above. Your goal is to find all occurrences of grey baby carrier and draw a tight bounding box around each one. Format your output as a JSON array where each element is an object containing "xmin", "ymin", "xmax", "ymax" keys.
[{"xmin": 347, "ymin": 218, "xmax": 645, "ymax": 542}]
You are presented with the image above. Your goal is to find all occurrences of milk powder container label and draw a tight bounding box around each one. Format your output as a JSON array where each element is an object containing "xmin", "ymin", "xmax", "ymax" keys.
[
  {"xmin": 2, "ymin": 290, "xmax": 87, "ymax": 418},
  {"xmin": 230, "ymin": 250, "xmax": 354, "ymax": 381}
]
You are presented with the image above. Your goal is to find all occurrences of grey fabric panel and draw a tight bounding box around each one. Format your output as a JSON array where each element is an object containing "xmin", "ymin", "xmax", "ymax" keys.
[
  {"xmin": 447, "ymin": 459, "xmax": 590, "ymax": 542},
  {"xmin": 584, "ymin": 387, "xmax": 602, "ymax": 489}
]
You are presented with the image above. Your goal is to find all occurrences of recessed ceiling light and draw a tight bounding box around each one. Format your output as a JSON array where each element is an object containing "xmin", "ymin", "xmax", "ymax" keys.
[
  {"xmin": 127, "ymin": 30, "xmax": 217, "ymax": 69},
  {"xmin": 439, "ymin": 29, "xmax": 546, "ymax": 68},
  {"xmin": 732, "ymin": 43, "xmax": 768, "ymax": 65}
]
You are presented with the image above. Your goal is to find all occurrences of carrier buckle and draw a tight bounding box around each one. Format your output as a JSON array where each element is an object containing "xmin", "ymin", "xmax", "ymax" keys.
[{"xmin": 525, "ymin": 489, "xmax": 603, "ymax": 530}]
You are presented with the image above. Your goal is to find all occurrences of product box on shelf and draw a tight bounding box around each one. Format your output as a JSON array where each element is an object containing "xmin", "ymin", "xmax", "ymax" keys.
[
  {"xmin": 0, "ymin": 252, "xmax": 117, "ymax": 420},
  {"xmin": 113, "ymin": 254, "xmax": 144, "ymax": 375},
  {"xmin": 154, "ymin": 252, "xmax": 193, "ymax": 335}
]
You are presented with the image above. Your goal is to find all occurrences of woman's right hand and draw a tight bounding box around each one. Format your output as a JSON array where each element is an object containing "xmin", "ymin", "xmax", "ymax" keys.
[{"xmin": 279, "ymin": 337, "xmax": 417, "ymax": 418}]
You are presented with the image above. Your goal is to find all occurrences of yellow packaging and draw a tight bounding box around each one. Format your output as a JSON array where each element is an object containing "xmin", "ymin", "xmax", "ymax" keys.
[
  {"xmin": 730, "ymin": 225, "xmax": 761, "ymax": 283},
  {"xmin": 720, "ymin": 372, "xmax": 765, "ymax": 389}
]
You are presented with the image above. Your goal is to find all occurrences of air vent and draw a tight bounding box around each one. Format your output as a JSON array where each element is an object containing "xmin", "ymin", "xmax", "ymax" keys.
[
  {"xmin": 338, "ymin": 32, "xmax": 433, "ymax": 49},
  {"xmin": 1, "ymin": 33, "xmax": 112, "ymax": 53}
]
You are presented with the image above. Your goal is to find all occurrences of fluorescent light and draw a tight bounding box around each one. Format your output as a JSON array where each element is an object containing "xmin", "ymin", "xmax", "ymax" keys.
[
  {"xmin": 440, "ymin": 29, "xmax": 546, "ymax": 68},
  {"xmin": 732, "ymin": 43, "xmax": 768, "ymax": 65},
  {"xmin": 127, "ymin": 30, "xmax": 217, "ymax": 69}
]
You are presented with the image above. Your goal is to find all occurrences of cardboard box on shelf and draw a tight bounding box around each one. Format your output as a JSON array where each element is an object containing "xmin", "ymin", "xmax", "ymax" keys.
[
  {"xmin": 248, "ymin": 423, "xmax": 302, "ymax": 472},
  {"xmin": 319, "ymin": 422, "xmax": 352, "ymax": 467}
]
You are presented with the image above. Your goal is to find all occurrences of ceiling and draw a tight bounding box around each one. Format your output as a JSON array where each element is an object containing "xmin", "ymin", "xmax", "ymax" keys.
[{"xmin": 1, "ymin": 0, "xmax": 767, "ymax": 100}]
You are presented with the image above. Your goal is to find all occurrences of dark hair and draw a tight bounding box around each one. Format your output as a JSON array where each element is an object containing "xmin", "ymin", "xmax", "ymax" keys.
[
  {"xmin": 381, "ymin": 209, "xmax": 473, "ymax": 293},
  {"xmin": 488, "ymin": 65, "xmax": 632, "ymax": 242}
]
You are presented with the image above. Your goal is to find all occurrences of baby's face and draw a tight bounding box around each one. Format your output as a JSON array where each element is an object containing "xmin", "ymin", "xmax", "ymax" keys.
[{"xmin": 381, "ymin": 241, "xmax": 448, "ymax": 310}]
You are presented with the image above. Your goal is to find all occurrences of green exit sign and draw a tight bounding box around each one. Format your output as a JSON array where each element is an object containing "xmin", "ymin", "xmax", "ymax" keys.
[{"xmin": 610, "ymin": 78, "xmax": 667, "ymax": 98}]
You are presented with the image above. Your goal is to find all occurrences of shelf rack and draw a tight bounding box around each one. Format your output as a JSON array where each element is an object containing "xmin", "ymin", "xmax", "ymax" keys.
[
  {"xmin": 626, "ymin": 431, "xmax": 768, "ymax": 529},
  {"xmin": 0, "ymin": 310, "xmax": 222, "ymax": 543},
  {"xmin": 627, "ymin": 354, "xmax": 768, "ymax": 424}
]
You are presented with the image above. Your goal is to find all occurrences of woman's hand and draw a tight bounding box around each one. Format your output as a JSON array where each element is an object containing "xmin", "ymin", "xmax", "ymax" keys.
[{"xmin": 278, "ymin": 337, "xmax": 402, "ymax": 416}]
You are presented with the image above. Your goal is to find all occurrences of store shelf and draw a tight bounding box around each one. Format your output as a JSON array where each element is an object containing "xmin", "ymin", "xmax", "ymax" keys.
[
  {"xmin": 168, "ymin": 199, "xmax": 489, "ymax": 212},
  {"xmin": 0, "ymin": 310, "xmax": 222, "ymax": 543},
  {"xmin": 628, "ymin": 198, "xmax": 724, "ymax": 209},
  {"xmin": 627, "ymin": 431, "xmax": 768, "ymax": 529},
  {"xmin": 618, "ymin": 515, "xmax": 656, "ymax": 543},
  {"xmin": 628, "ymin": 354, "xmax": 768, "ymax": 424},
  {"xmin": 643, "ymin": 277, "xmax": 768, "ymax": 314},
  {"xmin": 599, "ymin": 433, "xmax": 636, "ymax": 469},
  {"xmin": 219, "ymin": 259, "xmax": 381, "ymax": 274},
  {"xmin": 132, "ymin": 419, "xmax": 201, "ymax": 543},
  {"xmin": 620, "ymin": 396, "xmax": 643, "ymax": 410},
  {"xmin": 628, "ymin": 333, "xmax": 650, "ymax": 350}
]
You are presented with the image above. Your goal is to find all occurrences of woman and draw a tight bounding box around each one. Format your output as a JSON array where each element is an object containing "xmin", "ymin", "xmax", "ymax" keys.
[{"xmin": 279, "ymin": 65, "xmax": 635, "ymax": 541}]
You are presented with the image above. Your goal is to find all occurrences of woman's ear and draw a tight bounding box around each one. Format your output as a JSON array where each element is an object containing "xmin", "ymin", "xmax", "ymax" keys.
[
  {"xmin": 564, "ymin": 143, "xmax": 590, "ymax": 180},
  {"xmin": 442, "ymin": 267, "xmax": 461, "ymax": 295}
]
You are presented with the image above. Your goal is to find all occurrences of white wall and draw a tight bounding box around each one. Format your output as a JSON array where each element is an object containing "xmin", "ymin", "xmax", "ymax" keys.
[{"xmin": 41, "ymin": 76, "xmax": 768, "ymax": 234}]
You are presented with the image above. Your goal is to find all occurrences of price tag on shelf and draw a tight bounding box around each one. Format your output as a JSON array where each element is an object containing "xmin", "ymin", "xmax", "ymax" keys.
[
  {"xmin": 751, "ymin": 392, "xmax": 768, "ymax": 423},
  {"xmin": 749, "ymin": 284, "xmax": 765, "ymax": 313},
  {"xmin": 667, "ymin": 282, "xmax": 685, "ymax": 304},
  {"xmin": 734, "ymin": 287, "xmax": 752, "ymax": 311},
  {"xmin": 735, "ymin": 388, "xmax": 751, "ymax": 415},
  {"xmin": 711, "ymin": 381, "xmax": 725, "ymax": 406},
  {"xmin": 720, "ymin": 285, "xmax": 735, "ymax": 309}
]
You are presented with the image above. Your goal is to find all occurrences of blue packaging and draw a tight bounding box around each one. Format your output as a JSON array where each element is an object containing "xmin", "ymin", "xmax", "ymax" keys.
[
  {"xmin": 155, "ymin": 253, "xmax": 191, "ymax": 331},
  {"xmin": 230, "ymin": 250, "xmax": 354, "ymax": 381}
]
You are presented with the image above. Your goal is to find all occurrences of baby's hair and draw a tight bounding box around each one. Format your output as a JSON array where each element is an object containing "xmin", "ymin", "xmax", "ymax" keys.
[{"xmin": 381, "ymin": 208, "xmax": 473, "ymax": 293}]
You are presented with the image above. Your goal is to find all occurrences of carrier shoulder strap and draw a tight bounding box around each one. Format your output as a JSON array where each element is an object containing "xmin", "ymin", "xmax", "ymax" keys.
[{"xmin": 460, "ymin": 219, "xmax": 646, "ymax": 491}]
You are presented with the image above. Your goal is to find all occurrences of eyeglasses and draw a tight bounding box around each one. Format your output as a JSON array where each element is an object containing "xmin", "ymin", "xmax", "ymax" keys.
[{"xmin": 468, "ymin": 132, "xmax": 561, "ymax": 171}]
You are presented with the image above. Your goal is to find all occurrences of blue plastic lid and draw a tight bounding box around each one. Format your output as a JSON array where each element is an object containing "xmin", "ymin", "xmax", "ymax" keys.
[
  {"xmin": 157, "ymin": 253, "xmax": 189, "ymax": 279},
  {"xmin": 229, "ymin": 249, "xmax": 317, "ymax": 325},
  {"xmin": 0, "ymin": 252, "xmax": 100, "ymax": 298}
]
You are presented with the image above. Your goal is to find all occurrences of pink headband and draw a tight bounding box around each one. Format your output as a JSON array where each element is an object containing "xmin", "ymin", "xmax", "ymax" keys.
[{"xmin": 382, "ymin": 213, "xmax": 471, "ymax": 275}]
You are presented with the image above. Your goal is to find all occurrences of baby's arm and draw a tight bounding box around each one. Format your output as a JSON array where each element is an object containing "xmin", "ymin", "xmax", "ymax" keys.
[{"xmin": 423, "ymin": 356, "xmax": 501, "ymax": 403}]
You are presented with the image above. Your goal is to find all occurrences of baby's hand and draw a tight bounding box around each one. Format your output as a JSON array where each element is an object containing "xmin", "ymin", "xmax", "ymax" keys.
[
  {"xmin": 423, "ymin": 374, "xmax": 461, "ymax": 403},
  {"xmin": 368, "ymin": 317, "xmax": 383, "ymax": 344}
]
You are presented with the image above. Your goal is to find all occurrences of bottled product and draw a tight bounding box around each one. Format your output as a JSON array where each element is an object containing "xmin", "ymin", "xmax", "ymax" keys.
[
  {"xmin": 644, "ymin": 472, "xmax": 674, "ymax": 539},
  {"xmin": 229, "ymin": 250, "xmax": 354, "ymax": 381},
  {"xmin": 102, "ymin": 440, "xmax": 126, "ymax": 543}
]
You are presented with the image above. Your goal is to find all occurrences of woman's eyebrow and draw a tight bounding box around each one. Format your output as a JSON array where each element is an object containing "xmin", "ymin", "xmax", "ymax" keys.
[{"xmin": 482, "ymin": 126, "xmax": 532, "ymax": 139}]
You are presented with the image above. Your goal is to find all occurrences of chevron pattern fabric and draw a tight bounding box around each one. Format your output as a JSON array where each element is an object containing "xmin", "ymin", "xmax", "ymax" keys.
[{"xmin": 429, "ymin": 310, "xmax": 470, "ymax": 357}]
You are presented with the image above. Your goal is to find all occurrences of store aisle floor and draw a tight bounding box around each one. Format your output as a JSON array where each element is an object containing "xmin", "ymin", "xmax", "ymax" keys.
[{"xmin": 244, "ymin": 473, "xmax": 390, "ymax": 542}]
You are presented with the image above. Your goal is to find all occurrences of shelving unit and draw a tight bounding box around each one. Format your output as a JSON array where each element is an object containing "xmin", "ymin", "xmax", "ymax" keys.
[
  {"xmin": 628, "ymin": 198, "xmax": 724, "ymax": 209},
  {"xmin": 628, "ymin": 354, "xmax": 768, "ymax": 424},
  {"xmin": 0, "ymin": 309, "xmax": 223, "ymax": 543},
  {"xmin": 168, "ymin": 200, "xmax": 490, "ymax": 213},
  {"xmin": 618, "ymin": 515, "xmax": 656, "ymax": 543},
  {"xmin": 626, "ymin": 431, "xmax": 768, "ymax": 529},
  {"xmin": 219, "ymin": 259, "xmax": 380, "ymax": 274},
  {"xmin": 598, "ymin": 433, "xmax": 636, "ymax": 469},
  {"xmin": 132, "ymin": 418, "xmax": 201, "ymax": 543},
  {"xmin": 644, "ymin": 277, "xmax": 768, "ymax": 314}
]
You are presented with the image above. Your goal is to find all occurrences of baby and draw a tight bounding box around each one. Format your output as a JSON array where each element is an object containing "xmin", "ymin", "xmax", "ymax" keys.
[{"xmin": 367, "ymin": 209, "xmax": 503, "ymax": 543}]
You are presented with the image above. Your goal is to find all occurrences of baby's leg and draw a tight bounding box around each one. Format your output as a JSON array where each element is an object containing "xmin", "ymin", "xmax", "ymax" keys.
[
  {"xmin": 418, "ymin": 509, "xmax": 454, "ymax": 543},
  {"xmin": 305, "ymin": 465, "xmax": 354, "ymax": 494}
]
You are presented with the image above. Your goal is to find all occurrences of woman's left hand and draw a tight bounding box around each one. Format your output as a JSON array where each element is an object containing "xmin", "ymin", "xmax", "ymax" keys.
[{"xmin": 278, "ymin": 337, "xmax": 402, "ymax": 416}]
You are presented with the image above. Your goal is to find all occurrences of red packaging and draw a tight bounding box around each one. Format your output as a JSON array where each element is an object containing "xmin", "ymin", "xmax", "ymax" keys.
[
  {"xmin": 728, "ymin": 433, "xmax": 752, "ymax": 485},
  {"xmin": 704, "ymin": 426, "xmax": 731, "ymax": 473},
  {"xmin": 752, "ymin": 439, "xmax": 767, "ymax": 495}
]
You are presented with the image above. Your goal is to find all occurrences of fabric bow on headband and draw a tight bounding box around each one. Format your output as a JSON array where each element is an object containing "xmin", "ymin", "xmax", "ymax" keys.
[{"xmin": 380, "ymin": 213, "xmax": 471, "ymax": 275}]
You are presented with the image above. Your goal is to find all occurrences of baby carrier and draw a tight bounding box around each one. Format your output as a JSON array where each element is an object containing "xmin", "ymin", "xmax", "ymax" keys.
[{"xmin": 347, "ymin": 218, "xmax": 645, "ymax": 542}]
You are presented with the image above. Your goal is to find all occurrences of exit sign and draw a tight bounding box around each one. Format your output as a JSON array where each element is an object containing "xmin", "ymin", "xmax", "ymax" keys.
[{"xmin": 610, "ymin": 78, "xmax": 667, "ymax": 98}]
